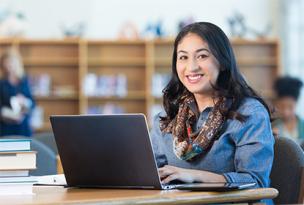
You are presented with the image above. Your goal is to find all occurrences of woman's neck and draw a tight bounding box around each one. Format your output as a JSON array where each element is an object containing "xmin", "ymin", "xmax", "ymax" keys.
[
  {"xmin": 8, "ymin": 74, "xmax": 20, "ymax": 85},
  {"xmin": 194, "ymin": 93, "xmax": 216, "ymax": 112}
]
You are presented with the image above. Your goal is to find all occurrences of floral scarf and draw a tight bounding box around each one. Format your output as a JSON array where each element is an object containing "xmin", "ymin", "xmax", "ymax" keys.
[{"xmin": 160, "ymin": 93, "xmax": 226, "ymax": 161}]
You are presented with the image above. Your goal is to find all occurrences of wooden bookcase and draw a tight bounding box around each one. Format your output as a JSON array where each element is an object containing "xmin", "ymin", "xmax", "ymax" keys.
[
  {"xmin": 84, "ymin": 40, "xmax": 147, "ymax": 115},
  {"xmin": 231, "ymin": 39, "xmax": 280, "ymax": 98},
  {"xmin": 0, "ymin": 38, "xmax": 280, "ymax": 132},
  {"xmin": 19, "ymin": 40, "xmax": 80, "ymax": 131}
]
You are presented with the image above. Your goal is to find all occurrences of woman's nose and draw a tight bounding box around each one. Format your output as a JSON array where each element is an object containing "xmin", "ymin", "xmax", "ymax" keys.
[{"xmin": 187, "ymin": 59, "xmax": 199, "ymax": 72}]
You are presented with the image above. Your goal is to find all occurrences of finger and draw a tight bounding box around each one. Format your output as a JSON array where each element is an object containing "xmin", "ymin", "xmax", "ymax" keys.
[
  {"xmin": 159, "ymin": 166, "xmax": 174, "ymax": 174},
  {"xmin": 158, "ymin": 168, "xmax": 174, "ymax": 178},
  {"xmin": 162, "ymin": 174, "xmax": 178, "ymax": 184},
  {"xmin": 159, "ymin": 165, "xmax": 177, "ymax": 172}
]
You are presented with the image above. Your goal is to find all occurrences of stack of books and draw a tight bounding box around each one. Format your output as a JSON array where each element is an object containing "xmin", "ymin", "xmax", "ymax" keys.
[{"xmin": 0, "ymin": 138, "xmax": 37, "ymax": 195}]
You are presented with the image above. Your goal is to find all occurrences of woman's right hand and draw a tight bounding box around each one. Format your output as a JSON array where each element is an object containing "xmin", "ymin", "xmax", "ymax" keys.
[{"xmin": 158, "ymin": 165, "xmax": 227, "ymax": 184}]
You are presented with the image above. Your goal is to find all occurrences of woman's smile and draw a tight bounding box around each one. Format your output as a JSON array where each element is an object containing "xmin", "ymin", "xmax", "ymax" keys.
[{"xmin": 186, "ymin": 73, "xmax": 204, "ymax": 84}]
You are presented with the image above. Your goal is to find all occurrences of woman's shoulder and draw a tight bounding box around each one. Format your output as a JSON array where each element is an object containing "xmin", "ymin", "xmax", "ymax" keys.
[
  {"xmin": 0, "ymin": 79, "xmax": 9, "ymax": 88},
  {"xmin": 229, "ymin": 98, "xmax": 273, "ymax": 143},
  {"xmin": 237, "ymin": 97, "xmax": 269, "ymax": 117}
]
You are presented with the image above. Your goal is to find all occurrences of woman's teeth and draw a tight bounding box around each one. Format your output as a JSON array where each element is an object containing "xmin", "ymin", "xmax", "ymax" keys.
[
  {"xmin": 186, "ymin": 74, "xmax": 204, "ymax": 84},
  {"xmin": 187, "ymin": 74, "xmax": 202, "ymax": 80}
]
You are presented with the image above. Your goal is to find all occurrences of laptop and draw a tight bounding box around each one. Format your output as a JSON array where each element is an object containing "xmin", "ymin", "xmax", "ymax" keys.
[{"xmin": 50, "ymin": 114, "xmax": 256, "ymax": 190}]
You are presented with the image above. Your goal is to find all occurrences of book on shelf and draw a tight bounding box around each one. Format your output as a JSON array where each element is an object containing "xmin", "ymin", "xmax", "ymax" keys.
[
  {"xmin": 0, "ymin": 151, "xmax": 36, "ymax": 170},
  {"xmin": 87, "ymin": 104, "xmax": 125, "ymax": 114},
  {"xmin": 29, "ymin": 74, "xmax": 51, "ymax": 97},
  {"xmin": 30, "ymin": 106, "xmax": 44, "ymax": 129},
  {"xmin": 0, "ymin": 138, "xmax": 31, "ymax": 152},
  {"xmin": 83, "ymin": 73, "xmax": 127, "ymax": 97},
  {"xmin": 152, "ymin": 73, "xmax": 170, "ymax": 97},
  {"xmin": 53, "ymin": 85, "xmax": 77, "ymax": 97}
]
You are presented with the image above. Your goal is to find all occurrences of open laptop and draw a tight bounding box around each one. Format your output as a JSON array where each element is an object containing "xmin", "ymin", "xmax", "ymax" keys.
[{"xmin": 50, "ymin": 114, "xmax": 255, "ymax": 190}]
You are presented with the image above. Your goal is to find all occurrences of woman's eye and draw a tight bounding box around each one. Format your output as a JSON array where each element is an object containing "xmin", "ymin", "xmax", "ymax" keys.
[
  {"xmin": 198, "ymin": 54, "xmax": 208, "ymax": 59},
  {"xmin": 178, "ymin": 56, "xmax": 187, "ymax": 60}
]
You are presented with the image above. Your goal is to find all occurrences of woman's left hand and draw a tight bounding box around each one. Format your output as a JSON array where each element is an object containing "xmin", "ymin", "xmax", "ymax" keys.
[
  {"xmin": 158, "ymin": 165, "xmax": 227, "ymax": 184},
  {"xmin": 158, "ymin": 165, "xmax": 197, "ymax": 184}
]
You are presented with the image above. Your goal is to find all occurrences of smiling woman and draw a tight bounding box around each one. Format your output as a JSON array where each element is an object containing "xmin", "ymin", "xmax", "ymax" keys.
[{"xmin": 150, "ymin": 22, "xmax": 275, "ymax": 204}]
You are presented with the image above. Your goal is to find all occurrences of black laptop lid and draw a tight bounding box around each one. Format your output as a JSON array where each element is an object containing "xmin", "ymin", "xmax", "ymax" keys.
[{"xmin": 50, "ymin": 114, "xmax": 162, "ymax": 189}]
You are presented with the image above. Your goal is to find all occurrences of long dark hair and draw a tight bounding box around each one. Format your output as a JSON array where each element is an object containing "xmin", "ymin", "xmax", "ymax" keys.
[{"xmin": 161, "ymin": 22, "xmax": 271, "ymax": 124}]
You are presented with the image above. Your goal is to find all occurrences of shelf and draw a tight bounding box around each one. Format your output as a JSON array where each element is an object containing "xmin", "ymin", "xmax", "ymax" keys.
[
  {"xmin": 88, "ymin": 40, "xmax": 145, "ymax": 45},
  {"xmin": 231, "ymin": 38, "xmax": 278, "ymax": 45},
  {"xmin": 154, "ymin": 57, "xmax": 172, "ymax": 66},
  {"xmin": 23, "ymin": 57, "xmax": 79, "ymax": 66},
  {"xmin": 87, "ymin": 91, "xmax": 146, "ymax": 101},
  {"xmin": 35, "ymin": 95, "xmax": 79, "ymax": 101},
  {"xmin": 153, "ymin": 38, "xmax": 175, "ymax": 45},
  {"xmin": 0, "ymin": 39, "xmax": 16, "ymax": 44},
  {"xmin": 237, "ymin": 57, "xmax": 278, "ymax": 67},
  {"xmin": 19, "ymin": 39, "xmax": 79, "ymax": 45},
  {"xmin": 153, "ymin": 96, "xmax": 163, "ymax": 100},
  {"xmin": 88, "ymin": 57, "xmax": 145, "ymax": 66}
]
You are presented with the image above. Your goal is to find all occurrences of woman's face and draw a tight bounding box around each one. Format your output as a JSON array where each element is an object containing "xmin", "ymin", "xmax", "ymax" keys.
[
  {"xmin": 1, "ymin": 57, "xmax": 15, "ymax": 76},
  {"xmin": 176, "ymin": 33, "xmax": 220, "ymax": 96},
  {"xmin": 276, "ymin": 96, "xmax": 297, "ymax": 121}
]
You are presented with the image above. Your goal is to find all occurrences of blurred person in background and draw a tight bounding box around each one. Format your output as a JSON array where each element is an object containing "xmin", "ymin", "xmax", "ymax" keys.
[
  {"xmin": 272, "ymin": 76, "xmax": 304, "ymax": 146},
  {"xmin": 0, "ymin": 48, "xmax": 35, "ymax": 137}
]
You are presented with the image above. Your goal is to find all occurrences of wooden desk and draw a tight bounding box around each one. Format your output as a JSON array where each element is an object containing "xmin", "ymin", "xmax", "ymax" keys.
[{"xmin": 0, "ymin": 186, "xmax": 278, "ymax": 205}]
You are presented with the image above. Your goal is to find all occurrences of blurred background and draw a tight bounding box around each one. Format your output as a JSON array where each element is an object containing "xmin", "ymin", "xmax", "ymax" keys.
[{"xmin": 0, "ymin": 0, "xmax": 303, "ymax": 131}]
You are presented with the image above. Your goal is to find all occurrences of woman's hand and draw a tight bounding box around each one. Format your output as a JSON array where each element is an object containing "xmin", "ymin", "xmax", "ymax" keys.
[
  {"xmin": 16, "ymin": 94, "xmax": 32, "ymax": 113},
  {"xmin": 159, "ymin": 165, "xmax": 197, "ymax": 184},
  {"xmin": 158, "ymin": 165, "xmax": 226, "ymax": 184}
]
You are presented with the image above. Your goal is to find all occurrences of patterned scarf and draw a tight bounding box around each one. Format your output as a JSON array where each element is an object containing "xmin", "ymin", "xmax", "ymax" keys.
[{"xmin": 160, "ymin": 93, "xmax": 226, "ymax": 161}]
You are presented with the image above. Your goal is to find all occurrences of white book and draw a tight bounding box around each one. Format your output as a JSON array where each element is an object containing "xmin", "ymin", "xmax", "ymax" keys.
[
  {"xmin": 0, "ymin": 151, "xmax": 36, "ymax": 170},
  {"xmin": 0, "ymin": 170, "xmax": 29, "ymax": 177},
  {"xmin": 0, "ymin": 176, "xmax": 37, "ymax": 183},
  {"xmin": 0, "ymin": 138, "xmax": 31, "ymax": 152},
  {"xmin": 0, "ymin": 182, "xmax": 34, "ymax": 195}
]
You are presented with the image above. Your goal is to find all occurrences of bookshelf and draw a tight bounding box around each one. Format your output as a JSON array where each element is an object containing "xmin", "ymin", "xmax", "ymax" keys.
[
  {"xmin": 231, "ymin": 39, "xmax": 280, "ymax": 99},
  {"xmin": 20, "ymin": 40, "xmax": 80, "ymax": 132},
  {"xmin": 0, "ymin": 38, "xmax": 280, "ymax": 132},
  {"xmin": 83, "ymin": 40, "xmax": 147, "ymax": 116}
]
